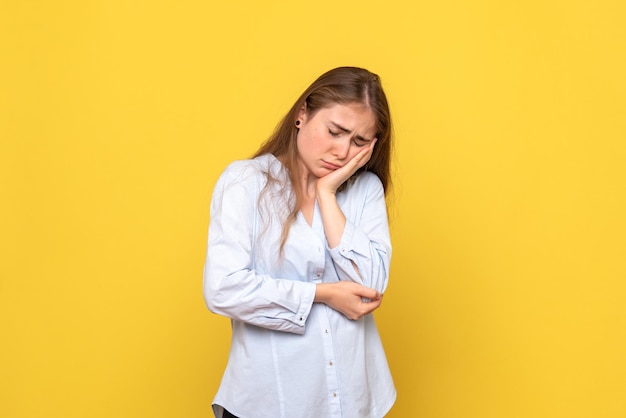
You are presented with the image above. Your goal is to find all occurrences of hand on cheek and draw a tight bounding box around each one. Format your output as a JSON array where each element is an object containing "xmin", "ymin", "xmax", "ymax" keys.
[{"xmin": 317, "ymin": 138, "xmax": 378, "ymax": 194}]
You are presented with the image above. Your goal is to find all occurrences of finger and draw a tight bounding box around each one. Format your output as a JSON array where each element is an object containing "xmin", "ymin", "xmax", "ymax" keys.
[
  {"xmin": 356, "ymin": 138, "xmax": 378, "ymax": 167},
  {"xmin": 369, "ymin": 137, "xmax": 378, "ymax": 152},
  {"xmin": 360, "ymin": 298, "xmax": 383, "ymax": 316},
  {"xmin": 364, "ymin": 138, "xmax": 377, "ymax": 156},
  {"xmin": 350, "ymin": 147, "xmax": 373, "ymax": 170},
  {"xmin": 357, "ymin": 287, "xmax": 381, "ymax": 300},
  {"xmin": 364, "ymin": 138, "xmax": 378, "ymax": 160}
]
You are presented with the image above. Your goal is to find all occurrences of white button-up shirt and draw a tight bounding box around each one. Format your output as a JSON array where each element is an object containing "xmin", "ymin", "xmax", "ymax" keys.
[{"xmin": 204, "ymin": 154, "xmax": 395, "ymax": 418}]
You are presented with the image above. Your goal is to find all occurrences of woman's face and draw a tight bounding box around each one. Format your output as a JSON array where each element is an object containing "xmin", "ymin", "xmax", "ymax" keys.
[{"xmin": 296, "ymin": 102, "xmax": 377, "ymax": 179}]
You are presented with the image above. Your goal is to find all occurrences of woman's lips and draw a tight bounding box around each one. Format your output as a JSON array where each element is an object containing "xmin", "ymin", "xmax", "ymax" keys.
[{"xmin": 322, "ymin": 160, "xmax": 342, "ymax": 170}]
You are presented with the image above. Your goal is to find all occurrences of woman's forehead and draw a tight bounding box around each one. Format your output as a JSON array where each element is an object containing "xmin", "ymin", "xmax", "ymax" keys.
[{"xmin": 319, "ymin": 103, "xmax": 377, "ymax": 137}]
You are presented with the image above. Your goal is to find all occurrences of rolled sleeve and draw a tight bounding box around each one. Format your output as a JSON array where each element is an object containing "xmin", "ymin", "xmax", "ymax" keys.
[{"xmin": 328, "ymin": 173, "xmax": 392, "ymax": 293}]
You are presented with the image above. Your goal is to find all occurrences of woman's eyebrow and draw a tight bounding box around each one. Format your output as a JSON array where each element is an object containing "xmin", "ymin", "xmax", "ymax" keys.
[{"xmin": 330, "ymin": 121, "xmax": 373, "ymax": 142}]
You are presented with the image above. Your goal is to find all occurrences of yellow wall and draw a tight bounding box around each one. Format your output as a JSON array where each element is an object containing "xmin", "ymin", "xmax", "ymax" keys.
[{"xmin": 1, "ymin": 1, "xmax": 625, "ymax": 417}]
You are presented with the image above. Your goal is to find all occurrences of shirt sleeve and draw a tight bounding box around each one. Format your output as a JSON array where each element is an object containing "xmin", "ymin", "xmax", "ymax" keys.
[
  {"xmin": 327, "ymin": 172, "xmax": 392, "ymax": 293},
  {"xmin": 203, "ymin": 161, "xmax": 316, "ymax": 335}
]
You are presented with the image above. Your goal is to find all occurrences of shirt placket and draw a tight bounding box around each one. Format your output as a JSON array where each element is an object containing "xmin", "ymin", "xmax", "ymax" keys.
[
  {"xmin": 310, "ymin": 205, "xmax": 342, "ymax": 417},
  {"xmin": 319, "ymin": 309, "xmax": 342, "ymax": 417}
]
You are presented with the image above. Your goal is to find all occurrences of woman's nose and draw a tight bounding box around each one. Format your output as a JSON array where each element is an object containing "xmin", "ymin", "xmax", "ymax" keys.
[{"xmin": 332, "ymin": 137, "xmax": 351, "ymax": 159}]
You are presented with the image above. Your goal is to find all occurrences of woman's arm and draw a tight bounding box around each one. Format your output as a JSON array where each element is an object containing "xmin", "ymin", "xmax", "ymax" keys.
[
  {"xmin": 316, "ymin": 140, "xmax": 377, "ymax": 248},
  {"xmin": 203, "ymin": 161, "xmax": 316, "ymax": 334},
  {"xmin": 325, "ymin": 173, "xmax": 391, "ymax": 293},
  {"xmin": 316, "ymin": 141, "xmax": 392, "ymax": 293}
]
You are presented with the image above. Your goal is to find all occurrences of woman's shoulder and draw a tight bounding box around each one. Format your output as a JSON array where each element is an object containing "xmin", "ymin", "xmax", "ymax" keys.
[
  {"xmin": 219, "ymin": 154, "xmax": 281, "ymax": 182},
  {"xmin": 348, "ymin": 170, "xmax": 384, "ymax": 192}
]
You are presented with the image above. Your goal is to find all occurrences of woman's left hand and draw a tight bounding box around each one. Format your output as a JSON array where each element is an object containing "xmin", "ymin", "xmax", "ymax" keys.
[{"xmin": 317, "ymin": 138, "xmax": 377, "ymax": 194}]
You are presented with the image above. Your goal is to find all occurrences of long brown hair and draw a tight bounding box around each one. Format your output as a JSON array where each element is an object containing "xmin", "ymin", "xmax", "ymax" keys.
[{"xmin": 254, "ymin": 66, "xmax": 393, "ymax": 252}]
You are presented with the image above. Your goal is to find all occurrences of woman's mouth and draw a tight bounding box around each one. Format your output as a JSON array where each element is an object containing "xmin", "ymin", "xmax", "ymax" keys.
[{"xmin": 322, "ymin": 160, "xmax": 342, "ymax": 170}]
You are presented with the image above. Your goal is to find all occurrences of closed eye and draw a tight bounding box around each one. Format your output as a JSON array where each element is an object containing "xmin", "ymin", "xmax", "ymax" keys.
[
  {"xmin": 352, "ymin": 138, "xmax": 368, "ymax": 147},
  {"xmin": 329, "ymin": 129, "xmax": 341, "ymax": 137}
]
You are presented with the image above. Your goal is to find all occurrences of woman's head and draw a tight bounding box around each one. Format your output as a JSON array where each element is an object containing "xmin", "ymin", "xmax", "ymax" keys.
[{"xmin": 256, "ymin": 66, "xmax": 393, "ymax": 193}]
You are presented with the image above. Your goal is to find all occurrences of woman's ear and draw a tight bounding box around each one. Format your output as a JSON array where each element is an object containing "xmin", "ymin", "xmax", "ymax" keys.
[{"xmin": 297, "ymin": 103, "xmax": 308, "ymax": 124}]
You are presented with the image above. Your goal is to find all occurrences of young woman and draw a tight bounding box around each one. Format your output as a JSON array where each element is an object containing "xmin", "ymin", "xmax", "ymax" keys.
[{"xmin": 203, "ymin": 67, "xmax": 395, "ymax": 418}]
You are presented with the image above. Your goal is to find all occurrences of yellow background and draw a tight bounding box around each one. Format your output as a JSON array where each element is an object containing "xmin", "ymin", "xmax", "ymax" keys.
[{"xmin": 1, "ymin": 1, "xmax": 625, "ymax": 417}]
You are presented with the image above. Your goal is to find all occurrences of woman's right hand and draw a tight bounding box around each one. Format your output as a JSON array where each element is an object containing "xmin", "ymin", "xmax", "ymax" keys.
[{"xmin": 314, "ymin": 281, "xmax": 383, "ymax": 320}]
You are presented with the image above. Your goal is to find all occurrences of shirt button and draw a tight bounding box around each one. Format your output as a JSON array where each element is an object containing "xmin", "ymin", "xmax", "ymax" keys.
[
  {"xmin": 333, "ymin": 393, "xmax": 337, "ymax": 397},
  {"xmin": 329, "ymin": 361, "xmax": 333, "ymax": 366},
  {"xmin": 325, "ymin": 329, "xmax": 328, "ymax": 334}
]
